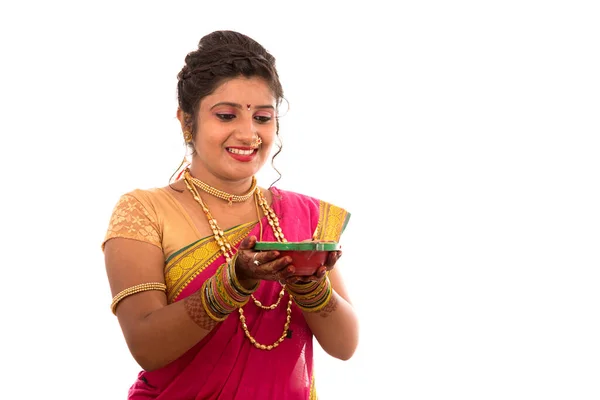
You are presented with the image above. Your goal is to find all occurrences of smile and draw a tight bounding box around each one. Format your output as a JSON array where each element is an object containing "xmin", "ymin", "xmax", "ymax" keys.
[{"xmin": 227, "ymin": 148, "xmax": 256, "ymax": 156}]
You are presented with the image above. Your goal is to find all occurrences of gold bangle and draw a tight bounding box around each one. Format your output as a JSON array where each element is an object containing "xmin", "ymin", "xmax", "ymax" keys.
[
  {"xmin": 110, "ymin": 282, "xmax": 167, "ymax": 315},
  {"xmin": 200, "ymin": 279, "xmax": 228, "ymax": 322},
  {"xmin": 289, "ymin": 276, "xmax": 333, "ymax": 313},
  {"xmin": 229, "ymin": 253, "xmax": 259, "ymax": 295},
  {"xmin": 303, "ymin": 282, "xmax": 333, "ymax": 313}
]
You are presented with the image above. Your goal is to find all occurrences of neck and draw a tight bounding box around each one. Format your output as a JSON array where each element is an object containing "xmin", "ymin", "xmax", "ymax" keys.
[{"xmin": 187, "ymin": 164, "xmax": 255, "ymax": 196}]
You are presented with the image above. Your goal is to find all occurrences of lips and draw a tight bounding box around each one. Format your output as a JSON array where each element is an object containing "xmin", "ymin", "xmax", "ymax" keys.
[{"xmin": 226, "ymin": 147, "xmax": 258, "ymax": 162}]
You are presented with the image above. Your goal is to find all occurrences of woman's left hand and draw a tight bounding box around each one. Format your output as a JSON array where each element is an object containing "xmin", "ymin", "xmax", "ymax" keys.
[{"xmin": 282, "ymin": 249, "xmax": 342, "ymax": 284}]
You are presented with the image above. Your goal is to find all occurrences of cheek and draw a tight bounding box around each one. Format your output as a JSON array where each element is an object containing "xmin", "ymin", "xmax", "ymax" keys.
[
  {"xmin": 260, "ymin": 128, "xmax": 278, "ymax": 145},
  {"xmin": 196, "ymin": 126, "xmax": 226, "ymax": 148},
  {"xmin": 261, "ymin": 137, "xmax": 277, "ymax": 154}
]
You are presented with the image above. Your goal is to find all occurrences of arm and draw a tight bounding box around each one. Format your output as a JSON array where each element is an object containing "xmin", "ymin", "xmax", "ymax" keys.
[
  {"xmin": 301, "ymin": 266, "xmax": 359, "ymax": 361},
  {"xmin": 105, "ymin": 238, "xmax": 222, "ymax": 371},
  {"xmin": 105, "ymin": 235, "xmax": 293, "ymax": 371}
]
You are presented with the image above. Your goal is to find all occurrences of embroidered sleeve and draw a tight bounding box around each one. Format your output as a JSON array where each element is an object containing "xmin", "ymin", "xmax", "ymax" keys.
[
  {"xmin": 313, "ymin": 201, "xmax": 351, "ymax": 242},
  {"xmin": 102, "ymin": 193, "xmax": 162, "ymax": 251}
]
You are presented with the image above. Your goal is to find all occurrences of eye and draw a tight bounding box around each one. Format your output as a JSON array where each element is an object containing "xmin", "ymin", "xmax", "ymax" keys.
[
  {"xmin": 254, "ymin": 116, "xmax": 272, "ymax": 123},
  {"xmin": 216, "ymin": 113, "xmax": 236, "ymax": 121}
]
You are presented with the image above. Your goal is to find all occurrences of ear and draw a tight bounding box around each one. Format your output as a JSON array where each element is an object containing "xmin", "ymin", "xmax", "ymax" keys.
[{"xmin": 176, "ymin": 109, "xmax": 192, "ymax": 131}]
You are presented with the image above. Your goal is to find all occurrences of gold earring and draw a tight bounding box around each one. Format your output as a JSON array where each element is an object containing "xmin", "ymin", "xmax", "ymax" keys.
[{"xmin": 183, "ymin": 130, "xmax": 193, "ymax": 143}]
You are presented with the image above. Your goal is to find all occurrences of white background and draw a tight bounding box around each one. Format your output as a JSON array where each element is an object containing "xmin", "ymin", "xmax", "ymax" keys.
[{"xmin": 1, "ymin": 1, "xmax": 599, "ymax": 399}]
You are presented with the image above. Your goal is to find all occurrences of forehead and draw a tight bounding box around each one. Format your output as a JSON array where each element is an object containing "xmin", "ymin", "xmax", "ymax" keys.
[{"xmin": 202, "ymin": 76, "xmax": 275, "ymax": 108}]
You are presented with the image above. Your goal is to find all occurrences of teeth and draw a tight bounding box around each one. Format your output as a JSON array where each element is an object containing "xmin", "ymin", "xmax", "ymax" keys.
[{"xmin": 228, "ymin": 148, "xmax": 255, "ymax": 155}]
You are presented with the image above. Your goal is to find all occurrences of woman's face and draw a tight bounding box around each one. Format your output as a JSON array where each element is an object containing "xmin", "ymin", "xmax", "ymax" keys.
[{"xmin": 191, "ymin": 76, "xmax": 277, "ymax": 182}]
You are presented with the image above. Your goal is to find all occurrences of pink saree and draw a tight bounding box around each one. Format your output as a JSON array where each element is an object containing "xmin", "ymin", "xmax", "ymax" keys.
[{"xmin": 124, "ymin": 187, "xmax": 350, "ymax": 400}]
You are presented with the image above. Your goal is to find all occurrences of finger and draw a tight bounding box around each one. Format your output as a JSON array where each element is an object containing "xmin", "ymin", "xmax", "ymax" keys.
[
  {"xmin": 325, "ymin": 250, "xmax": 342, "ymax": 268},
  {"xmin": 295, "ymin": 276, "xmax": 317, "ymax": 283},
  {"xmin": 282, "ymin": 275, "xmax": 302, "ymax": 285},
  {"xmin": 252, "ymin": 256, "xmax": 291, "ymax": 281},
  {"xmin": 315, "ymin": 265, "xmax": 328, "ymax": 279},
  {"xmin": 261, "ymin": 255, "xmax": 291, "ymax": 273},
  {"xmin": 277, "ymin": 265, "xmax": 296, "ymax": 281},
  {"xmin": 256, "ymin": 250, "xmax": 281, "ymax": 265},
  {"xmin": 239, "ymin": 236, "xmax": 257, "ymax": 251},
  {"xmin": 249, "ymin": 248, "xmax": 281, "ymax": 276},
  {"xmin": 295, "ymin": 266, "xmax": 327, "ymax": 283}
]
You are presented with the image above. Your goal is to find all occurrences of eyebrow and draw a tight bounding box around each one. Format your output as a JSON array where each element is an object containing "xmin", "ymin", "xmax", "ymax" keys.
[{"xmin": 210, "ymin": 102, "xmax": 275, "ymax": 110}]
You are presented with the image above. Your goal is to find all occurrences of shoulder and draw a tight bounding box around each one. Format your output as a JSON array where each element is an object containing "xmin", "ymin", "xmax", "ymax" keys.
[
  {"xmin": 121, "ymin": 187, "xmax": 164, "ymax": 201},
  {"xmin": 103, "ymin": 187, "xmax": 166, "ymax": 251},
  {"xmin": 115, "ymin": 187, "xmax": 168, "ymax": 207},
  {"xmin": 107, "ymin": 187, "xmax": 175, "ymax": 223},
  {"xmin": 272, "ymin": 187, "xmax": 351, "ymax": 239},
  {"xmin": 271, "ymin": 187, "xmax": 320, "ymax": 208},
  {"xmin": 272, "ymin": 187, "xmax": 349, "ymax": 214}
]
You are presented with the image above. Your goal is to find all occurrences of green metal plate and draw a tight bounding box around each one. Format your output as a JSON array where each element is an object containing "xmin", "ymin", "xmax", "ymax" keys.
[{"xmin": 253, "ymin": 241, "xmax": 340, "ymax": 252}]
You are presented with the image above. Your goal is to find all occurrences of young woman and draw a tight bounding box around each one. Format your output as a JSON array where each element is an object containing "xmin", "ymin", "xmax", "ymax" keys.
[{"xmin": 103, "ymin": 30, "xmax": 359, "ymax": 399}]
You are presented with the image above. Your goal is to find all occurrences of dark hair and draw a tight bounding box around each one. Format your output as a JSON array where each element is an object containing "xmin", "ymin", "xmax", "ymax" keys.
[{"xmin": 177, "ymin": 30, "xmax": 284, "ymax": 136}]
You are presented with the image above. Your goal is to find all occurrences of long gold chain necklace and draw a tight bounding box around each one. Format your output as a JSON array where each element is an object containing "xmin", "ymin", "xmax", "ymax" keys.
[{"xmin": 183, "ymin": 170, "xmax": 291, "ymax": 350}]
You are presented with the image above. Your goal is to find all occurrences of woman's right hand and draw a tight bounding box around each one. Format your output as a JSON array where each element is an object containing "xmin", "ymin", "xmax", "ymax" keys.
[{"xmin": 235, "ymin": 236, "xmax": 296, "ymax": 288}]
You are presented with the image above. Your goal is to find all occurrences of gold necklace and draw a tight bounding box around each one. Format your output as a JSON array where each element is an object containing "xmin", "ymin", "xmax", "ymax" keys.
[
  {"xmin": 183, "ymin": 171, "xmax": 291, "ymax": 350},
  {"xmin": 247, "ymin": 189, "xmax": 286, "ymax": 311},
  {"xmin": 183, "ymin": 170, "xmax": 235, "ymax": 259},
  {"xmin": 256, "ymin": 189, "xmax": 286, "ymax": 242},
  {"xmin": 186, "ymin": 168, "xmax": 257, "ymax": 205}
]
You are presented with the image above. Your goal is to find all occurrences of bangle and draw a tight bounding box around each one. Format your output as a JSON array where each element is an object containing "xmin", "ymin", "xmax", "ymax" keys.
[
  {"xmin": 229, "ymin": 253, "xmax": 259, "ymax": 295},
  {"xmin": 200, "ymin": 279, "xmax": 228, "ymax": 322},
  {"xmin": 287, "ymin": 274, "xmax": 333, "ymax": 313},
  {"xmin": 110, "ymin": 282, "xmax": 167, "ymax": 315},
  {"xmin": 201, "ymin": 262, "xmax": 255, "ymax": 322}
]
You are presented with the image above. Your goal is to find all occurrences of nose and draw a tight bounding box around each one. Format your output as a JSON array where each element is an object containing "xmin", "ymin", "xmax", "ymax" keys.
[{"xmin": 237, "ymin": 114, "xmax": 258, "ymax": 143}]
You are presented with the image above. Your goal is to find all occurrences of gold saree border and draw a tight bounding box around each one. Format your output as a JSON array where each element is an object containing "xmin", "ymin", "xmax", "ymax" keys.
[
  {"xmin": 310, "ymin": 371, "xmax": 318, "ymax": 400},
  {"xmin": 310, "ymin": 200, "xmax": 349, "ymax": 400},
  {"xmin": 313, "ymin": 200, "xmax": 350, "ymax": 242},
  {"xmin": 164, "ymin": 221, "xmax": 256, "ymax": 303}
]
